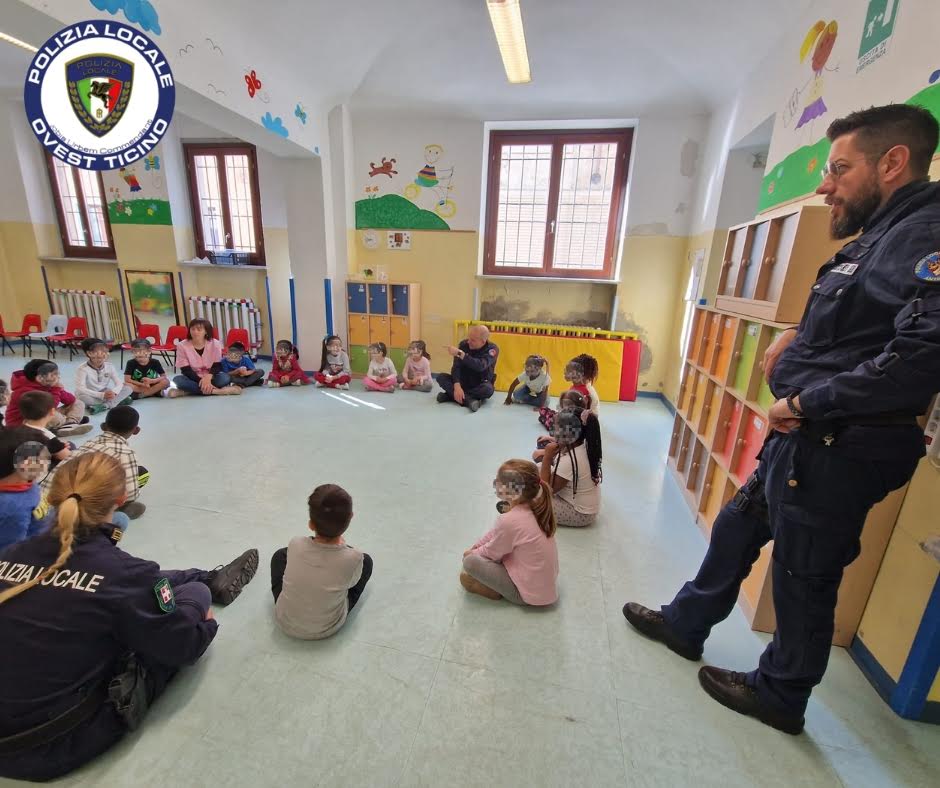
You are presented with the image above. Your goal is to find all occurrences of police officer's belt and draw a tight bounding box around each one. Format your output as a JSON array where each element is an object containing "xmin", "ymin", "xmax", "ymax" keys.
[{"xmin": 0, "ymin": 683, "xmax": 108, "ymax": 755}]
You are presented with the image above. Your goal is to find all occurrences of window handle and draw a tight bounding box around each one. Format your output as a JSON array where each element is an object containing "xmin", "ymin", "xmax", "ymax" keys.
[{"xmin": 549, "ymin": 220, "xmax": 555, "ymax": 234}]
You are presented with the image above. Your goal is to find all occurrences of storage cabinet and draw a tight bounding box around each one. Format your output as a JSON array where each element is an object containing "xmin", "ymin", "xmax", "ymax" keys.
[
  {"xmin": 668, "ymin": 305, "xmax": 909, "ymax": 646},
  {"xmin": 346, "ymin": 280, "xmax": 421, "ymax": 375},
  {"xmin": 716, "ymin": 205, "xmax": 847, "ymax": 323}
]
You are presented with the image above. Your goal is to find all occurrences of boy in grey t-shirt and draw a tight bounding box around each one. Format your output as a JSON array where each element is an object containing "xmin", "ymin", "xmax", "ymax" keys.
[{"xmin": 271, "ymin": 484, "xmax": 373, "ymax": 639}]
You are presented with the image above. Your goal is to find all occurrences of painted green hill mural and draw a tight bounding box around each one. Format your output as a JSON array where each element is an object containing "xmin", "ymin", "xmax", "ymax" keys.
[
  {"xmin": 758, "ymin": 82, "xmax": 940, "ymax": 212},
  {"xmin": 356, "ymin": 194, "xmax": 450, "ymax": 230},
  {"xmin": 107, "ymin": 198, "xmax": 172, "ymax": 225}
]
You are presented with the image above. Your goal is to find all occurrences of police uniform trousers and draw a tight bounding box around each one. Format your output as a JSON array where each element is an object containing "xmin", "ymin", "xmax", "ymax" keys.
[
  {"xmin": 436, "ymin": 373, "xmax": 495, "ymax": 403},
  {"xmin": 0, "ymin": 570, "xmax": 212, "ymax": 782},
  {"xmin": 661, "ymin": 425, "xmax": 920, "ymax": 715}
]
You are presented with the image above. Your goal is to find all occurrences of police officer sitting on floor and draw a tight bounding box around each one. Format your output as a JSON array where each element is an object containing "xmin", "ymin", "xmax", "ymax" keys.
[
  {"xmin": 436, "ymin": 324, "xmax": 500, "ymax": 413},
  {"xmin": 0, "ymin": 452, "xmax": 259, "ymax": 781},
  {"xmin": 623, "ymin": 104, "xmax": 940, "ymax": 735}
]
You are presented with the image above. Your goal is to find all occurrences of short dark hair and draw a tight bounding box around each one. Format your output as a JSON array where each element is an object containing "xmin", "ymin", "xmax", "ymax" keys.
[
  {"xmin": 307, "ymin": 484, "xmax": 353, "ymax": 538},
  {"xmin": 187, "ymin": 318, "xmax": 214, "ymax": 340},
  {"xmin": 228, "ymin": 341, "xmax": 246, "ymax": 352},
  {"xmin": 80, "ymin": 337, "xmax": 108, "ymax": 353},
  {"xmin": 103, "ymin": 405, "xmax": 140, "ymax": 435},
  {"xmin": 18, "ymin": 390, "xmax": 56, "ymax": 421},
  {"xmin": 130, "ymin": 338, "xmax": 152, "ymax": 350},
  {"xmin": 24, "ymin": 360, "xmax": 57, "ymax": 381},
  {"xmin": 827, "ymin": 104, "xmax": 939, "ymax": 178},
  {"xmin": 0, "ymin": 427, "xmax": 45, "ymax": 477}
]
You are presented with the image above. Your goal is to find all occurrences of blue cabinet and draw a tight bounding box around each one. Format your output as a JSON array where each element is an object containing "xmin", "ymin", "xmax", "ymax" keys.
[
  {"xmin": 346, "ymin": 282, "xmax": 368, "ymax": 314},
  {"xmin": 368, "ymin": 283, "xmax": 389, "ymax": 315},
  {"xmin": 391, "ymin": 284, "xmax": 410, "ymax": 316}
]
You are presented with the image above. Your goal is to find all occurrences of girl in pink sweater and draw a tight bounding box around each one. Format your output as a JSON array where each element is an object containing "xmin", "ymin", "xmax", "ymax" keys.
[{"xmin": 461, "ymin": 459, "xmax": 559, "ymax": 606}]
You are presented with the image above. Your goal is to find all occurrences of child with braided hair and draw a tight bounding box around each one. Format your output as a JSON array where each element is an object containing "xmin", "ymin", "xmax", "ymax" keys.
[
  {"xmin": 0, "ymin": 452, "xmax": 259, "ymax": 781},
  {"xmin": 540, "ymin": 409, "xmax": 602, "ymax": 527}
]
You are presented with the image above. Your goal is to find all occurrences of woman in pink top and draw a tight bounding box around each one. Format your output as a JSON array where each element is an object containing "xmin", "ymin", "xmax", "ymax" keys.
[
  {"xmin": 461, "ymin": 459, "xmax": 559, "ymax": 605},
  {"xmin": 169, "ymin": 319, "xmax": 241, "ymax": 397}
]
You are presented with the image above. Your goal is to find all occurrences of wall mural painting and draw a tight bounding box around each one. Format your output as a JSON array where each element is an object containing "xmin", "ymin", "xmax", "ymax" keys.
[
  {"xmin": 103, "ymin": 144, "xmax": 171, "ymax": 225},
  {"xmin": 295, "ymin": 103, "xmax": 308, "ymax": 125},
  {"xmin": 355, "ymin": 143, "xmax": 456, "ymax": 230},
  {"xmin": 89, "ymin": 0, "xmax": 161, "ymax": 35}
]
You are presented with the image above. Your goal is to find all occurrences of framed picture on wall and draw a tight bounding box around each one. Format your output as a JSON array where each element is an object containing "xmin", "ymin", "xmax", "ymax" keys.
[{"xmin": 124, "ymin": 270, "xmax": 180, "ymax": 339}]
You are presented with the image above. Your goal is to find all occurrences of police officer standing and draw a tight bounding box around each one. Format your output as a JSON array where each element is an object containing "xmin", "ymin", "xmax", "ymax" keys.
[
  {"xmin": 437, "ymin": 324, "xmax": 500, "ymax": 412},
  {"xmin": 0, "ymin": 452, "xmax": 259, "ymax": 781},
  {"xmin": 623, "ymin": 104, "xmax": 940, "ymax": 734}
]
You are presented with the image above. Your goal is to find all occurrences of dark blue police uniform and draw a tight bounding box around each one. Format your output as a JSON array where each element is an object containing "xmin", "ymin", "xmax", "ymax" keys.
[
  {"xmin": 662, "ymin": 180, "xmax": 940, "ymax": 715},
  {"xmin": 0, "ymin": 525, "xmax": 217, "ymax": 781},
  {"xmin": 437, "ymin": 339, "xmax": 500, "ymax": 405}
]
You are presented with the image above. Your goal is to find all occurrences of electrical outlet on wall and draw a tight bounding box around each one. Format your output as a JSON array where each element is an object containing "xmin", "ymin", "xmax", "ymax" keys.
[{"xmin": 387, "ymin": 231, "xmax": 411, "ymax": 250}]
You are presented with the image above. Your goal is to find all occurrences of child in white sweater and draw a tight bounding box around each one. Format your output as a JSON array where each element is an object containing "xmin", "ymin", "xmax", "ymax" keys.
[{"xmin": 75, "ymin": 339, "xmax": 132, "ymax": 414}]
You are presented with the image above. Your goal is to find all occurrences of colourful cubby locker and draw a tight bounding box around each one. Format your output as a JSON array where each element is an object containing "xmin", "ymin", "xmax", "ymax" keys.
[
  {"xmin": 731, "ymin": 321, "xmax": 761, "ymax": 394},
  {"xmin": 713, "ymin": 316, "xmax": 739, "ymax": 381},
  {"xmin": 346, "ymin": 281, "xmax": 370, "ymax": 374},
  {"xmin": 755, "ymin": 327, "xmax": 784, "ymax": 411},
  {"xmin": 715, "ymin": 396, "xmax": 744, "ymax": 469},
  {"xmin": 734, "ymin": 408, "xmax": 767, "ymax": 482}
]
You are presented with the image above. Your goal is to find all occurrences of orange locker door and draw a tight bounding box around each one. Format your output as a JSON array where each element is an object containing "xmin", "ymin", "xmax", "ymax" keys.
[
  {"xmin": 734, "ymin": 409, "xmax": 766, "ymax": 481},
  {"xmin": 348, "ymin": 313, "xmax": 370, "ymax": 346},
  {"xmin": 713, "ymin": 316, "xmax": 739, "ymax": 379},
  {"xmin": 716, "ymin": 399, "xmax": 744, "ymax": 467},
  {"xmin": 389, "ymin": 316, "xmax": 411, "ymax": 348},
  {"xmin": 369, "ymin": 315, "xmax": 391, "ymax": 346}
]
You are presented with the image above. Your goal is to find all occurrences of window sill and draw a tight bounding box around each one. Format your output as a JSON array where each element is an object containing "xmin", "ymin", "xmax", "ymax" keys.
[
  {"xmin": 179, "ymin": 261, "xmax": 268, "ymax": 271},
  {"xmin": 477, "ymin": 274, "xmax": 619, "ymax": 285},
  {"xmin": 40, "ymin": 256, "xmax": 118, "ymax": 265}
]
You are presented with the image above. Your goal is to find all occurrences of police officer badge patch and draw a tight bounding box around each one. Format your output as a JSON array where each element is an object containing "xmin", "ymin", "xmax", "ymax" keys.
[
  {"xmin": 914, "ymin": 252, "xmax": 940, "ymax": 284},
  {"xmin": 66, "ymin": 55, "xmax": 133, "ymax": 137},
  {"xmin": 154, "ymin": 578, "xmax": 176, "ymax": 613}
]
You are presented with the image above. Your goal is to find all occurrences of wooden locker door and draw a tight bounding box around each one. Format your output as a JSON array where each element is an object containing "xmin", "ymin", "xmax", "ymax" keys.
[
  {"xmin": 702, "ymin": 312, "xmax": 721, "ymax": 371},
  {"xmin": 389, "ymin": 316, "xmax": 411, "ymax": 348},
  {"xmin": 369, "ymin": 315, "xmax": 391, "ymax": 346},
  {"xmin": 713, "ymin": 316, "xmax": 739, "ymax": 380},
  {"xmin": 734, "ymin": 409, "xmax": 766, "ymax": 482},
  {"xmin": 346, "ymin": 282, "xmax": 368, "ymax": 314},
  {"xmin": 702, "ymin": 383, "xmax": 722, "ymax": 442},
  {"xmin": 348, "ymin": 313, "xmax": 370, "ymax": 346}
]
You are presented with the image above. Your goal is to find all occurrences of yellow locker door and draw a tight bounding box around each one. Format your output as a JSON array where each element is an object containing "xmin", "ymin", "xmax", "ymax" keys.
[
  {"xmin": 390, "ymin": 316, "xmax": 411, "ymax": 348},
  {"xmin": 369, "ymin": 315, "xmax": 391, "ymax": 346},
  {"xmin": 349, "ymin": 313, "xmax": 370, "ymax": 346}
]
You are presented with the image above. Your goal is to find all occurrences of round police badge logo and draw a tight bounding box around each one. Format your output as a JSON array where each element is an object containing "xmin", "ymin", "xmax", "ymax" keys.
[
  {"xmin": 914, "ymin": 252, "xmax": 940, "ymax": 284},
  {"xmin": 24, "ymin": 20, "xmax": 174, "ymax": 171}
]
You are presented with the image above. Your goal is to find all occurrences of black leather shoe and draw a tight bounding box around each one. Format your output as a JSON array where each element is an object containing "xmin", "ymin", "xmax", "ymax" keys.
[
  {"xmin": 698, "ymin": 666, "xmax": 804, "ymax": 735},
  {"xmin": 436, "ymin": 392, "xmax": 450, "ymax": 403},
  {"xmin": 207, "ymin": 548, "xmax": 259, "ymax": 605},
  {"xmin": 622, "ymin": 602, "xmax": 703, "ymax": 661}
]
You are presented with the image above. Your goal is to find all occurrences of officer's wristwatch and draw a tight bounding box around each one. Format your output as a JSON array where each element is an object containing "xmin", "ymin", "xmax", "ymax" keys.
[{"xmin": 785, "ymin": 394, "xmax": 804, "ymax": 419}]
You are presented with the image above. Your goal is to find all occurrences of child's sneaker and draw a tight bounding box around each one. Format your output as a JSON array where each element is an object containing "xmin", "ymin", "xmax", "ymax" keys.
[
  {"xmin": 339, "ymin": 383, "xmax": 350, "ymax": 390},
  {"xmin": 159, "ymin": 388, "xmax": 169, "ymax": 397},
  {"xmin": 166, "ymin": 387, "xmax": 187, "ymax": 398},
  {"xmin": 88, "ymin": 403, "xmax": 107, "ymax": 415},
  {"xmin": 315, "ymin": 381, "xmax": 325, "ymax": 387},
  {"xmin": 267, "ymin": 380, "xmax": 280, "ymax": 388},
  {"xmin": 55, "ymin": 422, "xmax": 93, "ymax": 437},
  {"xmin": 292, "ymin": 380, "xmax": 302, "ymax": 386},
  {"xmin": 117, "ymin": 397, "xmax": 133, "ymax": 407}
]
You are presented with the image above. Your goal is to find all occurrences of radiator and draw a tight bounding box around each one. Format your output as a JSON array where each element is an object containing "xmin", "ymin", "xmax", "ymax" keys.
[
  {"xmin": 186, "ymin": 296, "xmax": 263, "ymax": 356},
  {"xmin": 50, "ymin": 289, "xmax": 125, "ymax": 342}
]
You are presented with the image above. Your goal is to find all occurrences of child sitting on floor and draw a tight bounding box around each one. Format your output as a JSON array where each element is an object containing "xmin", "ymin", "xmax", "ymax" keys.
[
  {"xmin": 0, "ymin": 428, "xmax": 53, "ymax": 553},
  {"xmin": 363, "ymin": 342, "xmax": 397, "ymax": 393},
  {"xmin": 268, "ymin": 340, "xmax": 311, "ymax": 387},
  {"xmin": 4, "ymin": 360, "xmax": 91, "ymax": 437},
  {"xmin": 540, "ymin": 410, "xmax": 602, "ymax": 528},
  {"xmin": 271, "ymin": 483, "xmax": 373, "ymax": 639},
  {"xmin": 124, "ymin": 338, "xmax": 170, "ymax": 399},
  {"xmin": 221, "ymin": 341, "xmax": 264, "ymax": 388},
  {"xmin": 314, "ymin": 335, "xmax": 351, "ymax": 389},
  {"xmin": 573, "ymin": 353, "xmax": 601, "ymax": 417},
  {"xmin": 504, "ymin": 355, "xmax": 550, "ymax": 408},
  {"xmin": 461, "ymin": 459, "xmax": 559, "ymax": 605},
  {"xmin": 18, "ymin": 391, "xmax": 72, "ymax": 468},
  {"xmin": 398, "ymin": 340, "xmax": 432, "ymax": 392},
  {"xmin": 75, "ymin": 338, "xmax": 133, "ymax": 414},
  {"xmin": 41, "ymin": 405, "xmax": 149, "ymax": 520},
  {"xmin": 533, "ymin": 389, "xmax": 588, "ymax": 461},
  {"xmin": 0, "ymin": 378, "xmax": 9, "ymax": 427}
]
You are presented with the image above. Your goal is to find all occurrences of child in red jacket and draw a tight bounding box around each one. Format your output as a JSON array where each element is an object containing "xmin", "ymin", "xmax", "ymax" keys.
[
  {"xmin": 267, "ymin": 340, "xmax": 311, "ymax": 387},
  {"xmin": 4, "ymin": 360, "xmax": 91, "ymax": 437}
]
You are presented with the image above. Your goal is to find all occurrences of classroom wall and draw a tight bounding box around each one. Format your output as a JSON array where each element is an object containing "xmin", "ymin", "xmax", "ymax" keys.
[{"xmin": 347, "ymin": 109, "xmax": 708, "ymax": 390}]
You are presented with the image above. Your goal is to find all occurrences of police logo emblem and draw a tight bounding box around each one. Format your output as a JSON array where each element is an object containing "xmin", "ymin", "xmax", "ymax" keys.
[
  {"xmin": 24, "ymin": 20, "xmax": 174, "ymax": 171},
  {"xmin": 153, "ymin": 578, "xmax": 176, "ymax": 613},
  {"xmin": 913, "ymin": 252, "xmax": 940, "ymax": 284},
  {"xmin": 66, "ymin": 54, "xmax": 133, "ymax": 137}
]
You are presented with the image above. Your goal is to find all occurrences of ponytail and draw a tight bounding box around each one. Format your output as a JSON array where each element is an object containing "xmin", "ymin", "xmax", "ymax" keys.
[
  {"xmin": 0, "ymin": 453, "xmax": 125, "ymax": 606},
  {"xmin": 496, "ymin": 459, "xmax": 556, "ymax": 539},
  {"xmin": 531, "ymin": 478, "xmax": 557, "ymax": 538}
]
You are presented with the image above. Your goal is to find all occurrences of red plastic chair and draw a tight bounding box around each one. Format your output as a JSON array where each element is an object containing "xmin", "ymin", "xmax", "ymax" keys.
[
  {"xmin": 120, "ymin": 324, "xmax": 161, "ymax": 366},
  {"xmin": 48, "ymin": 317, "xmax": 89, "ymax": 360},
  {"xmin": 153, "ymin": 324, "xmax": 188, "ymax": 368},
  {"xmin": 224, "ymin": 328, "xmax": 250, "ymax": 352},
  {"xmin": 0, "ymin": 313, "xmax": 41, "ymax": 356}
]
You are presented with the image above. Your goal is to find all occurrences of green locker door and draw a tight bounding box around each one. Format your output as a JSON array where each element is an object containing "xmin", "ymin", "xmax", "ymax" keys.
[
  {"xmin": 349, "ymin": 345, "xmax": 370, "ymax": 375},
  {"xmin": 388, "ymin": 347, "xmax": 407, "ymax": 375},
  {"xmin": 755, "ymin": 328, "xmax": 782, "ymax": 409},
  {"xmin": 732, "ymin": 322, "xmax": 760, "ymax": 393}
]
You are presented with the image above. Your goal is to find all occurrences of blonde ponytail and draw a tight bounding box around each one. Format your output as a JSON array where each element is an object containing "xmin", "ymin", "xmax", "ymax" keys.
[
  {"xmin": 0, "ymin": 453, "xmax": 125, "ymax": 605},
  {"xmin": 496, "ymin": 459, "xmax": 556, "ymax": 538}
]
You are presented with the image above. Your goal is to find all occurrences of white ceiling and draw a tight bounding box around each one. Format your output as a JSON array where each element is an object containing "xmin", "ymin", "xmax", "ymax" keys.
[{"xmin": 2, "ymin": 0, "xmax": 815, "ymax": 121}]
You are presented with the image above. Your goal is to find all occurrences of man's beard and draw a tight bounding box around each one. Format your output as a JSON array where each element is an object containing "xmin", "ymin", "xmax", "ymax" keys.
[{"xmin": 829, "ymin": 176, "xmax": 882, "ymax": 239}]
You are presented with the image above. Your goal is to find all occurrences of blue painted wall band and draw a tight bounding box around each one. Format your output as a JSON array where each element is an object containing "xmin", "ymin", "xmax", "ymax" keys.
[
  {"xmin": 324, "ymin": 278, "xmax": 333, "ymax": 336},
  {"xmin": 893, "ymin": 571, "xmax": 940, "ymax": 719},
  {"xmin": 264, "ymin": 275, "xmax": 274, "ymax": 355},
  {"xmin": 289, "ymin": 277, "xmax": 298, "ymax": 348}
]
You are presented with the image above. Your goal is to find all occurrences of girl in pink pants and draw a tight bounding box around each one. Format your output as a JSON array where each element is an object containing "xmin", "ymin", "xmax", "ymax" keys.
[{"xmin": 363, "ymin": 342, "xmax": 397, "ymax": 392}]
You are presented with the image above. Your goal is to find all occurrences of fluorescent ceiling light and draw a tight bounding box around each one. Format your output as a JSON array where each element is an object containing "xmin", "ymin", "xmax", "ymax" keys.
[
  {"xmin": 0, "ymin": 31, "xmax": 38, "ymax": 53},
  {"xmin": 486, "ymin": 0, "xmax": 531, "ymax": 84}
]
